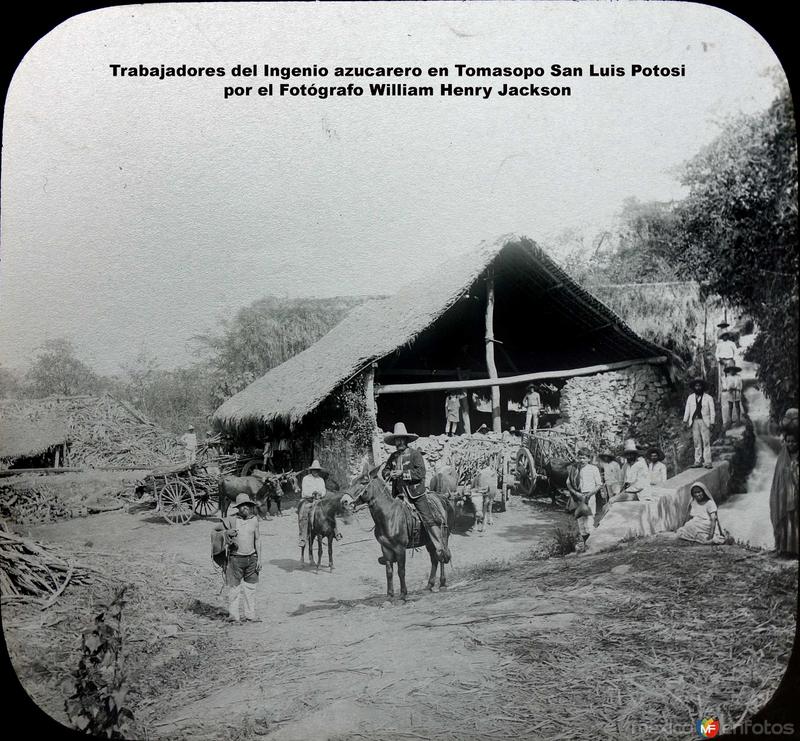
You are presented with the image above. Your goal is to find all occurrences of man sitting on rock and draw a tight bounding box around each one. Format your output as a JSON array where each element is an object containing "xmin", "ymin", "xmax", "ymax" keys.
[{"xmin": 606, "ymin": 439, "xmax": 649, "ymax": 508}]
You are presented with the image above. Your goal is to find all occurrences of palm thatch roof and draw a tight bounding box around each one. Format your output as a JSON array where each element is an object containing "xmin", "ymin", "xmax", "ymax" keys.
[
  {"xmin": 0, "ymin": 402, "xmax": 69, "ymax": 461},
  {"xmin": 214, "ymin": 236, "xmax": 670, "ymax": 432}
]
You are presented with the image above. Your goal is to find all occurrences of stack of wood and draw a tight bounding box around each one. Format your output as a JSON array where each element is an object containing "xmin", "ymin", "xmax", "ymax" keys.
[
  {"xmin": 0, "ymin": 484, "xmax": 70, "ymax": 524},
  {"xmin": 449, "ymin": 440, "xmax": 504, "ymax": 486},
  {"xmin": 65, "ymin": 396, "xmax": 183, "ymax": 468},
  {"xmin": 0, "ymin": 522, "xmax": 89, "ymax": 604}
]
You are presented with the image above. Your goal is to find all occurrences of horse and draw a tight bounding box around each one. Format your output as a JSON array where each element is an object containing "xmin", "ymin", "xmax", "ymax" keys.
[
  {"xmin": 218, "ymin": 476, "xmax": 272, "ymax": 519},
  {"xmin": 466, "ymin": 466, "xmax": 498, "ymax": 532},
  {"xmin": 345, "ymin": 470, "xmax": 455, "ymax": 600},
  {"xmin": 298, "ymin": 493, "xmax": 347, "ymax": 571}
]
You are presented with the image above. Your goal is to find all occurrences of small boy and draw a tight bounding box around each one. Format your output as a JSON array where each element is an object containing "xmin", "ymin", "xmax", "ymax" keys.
[
  {"xmin": 444, "ymin": 392, "xmax": 461, "ymax": 436},
  {"xmin": 566, "ymin": 446, "xmax": 603, "ymax": 543},
  {"xmin": 722, "ymin": 365, "xmax": 743, "ymax": 425}
]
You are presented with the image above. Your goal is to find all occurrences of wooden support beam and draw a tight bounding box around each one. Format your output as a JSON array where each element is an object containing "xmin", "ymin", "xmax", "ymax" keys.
[
  {"xmin": 375, "ymin": 356, "xmax": 668, "ymax": 395},
  {"xmin": 485, "ymin": 270, "xmax": 502, "ymax": 433},
  {"xmin": 363, "ymin": 364, "xmax": 382, "ymax": 464}
]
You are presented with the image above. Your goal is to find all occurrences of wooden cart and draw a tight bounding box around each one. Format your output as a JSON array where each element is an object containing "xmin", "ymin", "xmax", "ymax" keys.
[
  {"xmin": 502, "ymin": 429, "xmax": 579, "ymax": 499},
  {"xmin": 146, "ymin": 462, "xmax": 217, "ymax": 525}
]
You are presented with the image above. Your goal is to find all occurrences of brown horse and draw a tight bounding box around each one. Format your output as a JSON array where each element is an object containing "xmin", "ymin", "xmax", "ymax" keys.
[
  {"xmin": 345, "ymin": 471, "xmax": 455, "ymax": 600},
  {"xmin": 298, "ymin": 493, "xmax": 347, "ymax": 571}
]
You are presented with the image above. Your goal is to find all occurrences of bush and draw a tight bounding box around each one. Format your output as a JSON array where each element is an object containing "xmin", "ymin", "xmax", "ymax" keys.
[{"xmin": 64, "ymin": 587, "xmax": 134, "ymax": 738}]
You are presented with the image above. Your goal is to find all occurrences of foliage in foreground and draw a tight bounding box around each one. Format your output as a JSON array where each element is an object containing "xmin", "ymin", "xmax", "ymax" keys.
[{"xmin": 64, "ymin": 587, "xmax": 134, "ymax": 739}]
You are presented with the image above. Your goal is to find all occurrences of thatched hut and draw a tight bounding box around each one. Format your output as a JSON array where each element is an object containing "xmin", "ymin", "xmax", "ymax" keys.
[
  {"xmin": 213, "ymin": 236, "xmax": 679, "ymax": 482},
  {"xmin": 0, "ymin": 403, "xmax": 69, "ymax": 468}
]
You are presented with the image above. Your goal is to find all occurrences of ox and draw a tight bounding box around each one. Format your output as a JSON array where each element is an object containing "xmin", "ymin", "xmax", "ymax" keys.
[{"xmin": 218, "ymin": 475, "xmax": 297, "ymax": 519}]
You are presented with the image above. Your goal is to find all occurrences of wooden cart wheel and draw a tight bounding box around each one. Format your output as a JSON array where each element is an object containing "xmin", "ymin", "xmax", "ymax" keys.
[
  {"xmin": 193, "ymin": 492, "xmax": 218, "ymax": 518},
  {"xmin": 240, "ymin": 459, "xmax": 262, "ymax": 477},
  {"xmin": 514, "ymin": 447, "xmax": 537, "ymax": 497},
  {"xmin": 160, "ymin": 480, "xmax": 195, "ymax": 525}
]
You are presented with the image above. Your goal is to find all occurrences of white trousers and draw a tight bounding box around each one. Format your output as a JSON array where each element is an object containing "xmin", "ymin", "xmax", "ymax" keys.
[
  {"xmin": 692, "ymin": 419, "xmax": 712, "ymax": 464},
  {"xmin": 524, "ymin": 408, "xmax": 539, "ymax": 432},
  {"xmin": 229, "ymin": 581, "xmax": 256, "ymax": 621}
]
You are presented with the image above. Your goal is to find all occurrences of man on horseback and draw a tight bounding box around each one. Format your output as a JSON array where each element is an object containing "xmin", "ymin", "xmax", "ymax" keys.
[
  {"xmin": 298, "ymin": 459, "xmax": 342, "ymax": 548},
  {"xmin": 382, "ymin": 422, "xmax": 451, "ymax": 563}
]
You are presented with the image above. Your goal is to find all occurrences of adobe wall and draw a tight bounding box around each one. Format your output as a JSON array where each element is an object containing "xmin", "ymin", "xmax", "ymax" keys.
[{"xmin": 585, "ymin": 461, "xmax": 731, "ymax": 554}]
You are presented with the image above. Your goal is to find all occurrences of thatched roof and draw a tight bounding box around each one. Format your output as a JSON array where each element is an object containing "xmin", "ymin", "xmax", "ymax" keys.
[
  {"xmin": 214, "ymin": 236, "xmax": 670, "ymax": 431},
  {"xmin": 0, "ymin": 402, "xmax": 69, "ymax": 460}
]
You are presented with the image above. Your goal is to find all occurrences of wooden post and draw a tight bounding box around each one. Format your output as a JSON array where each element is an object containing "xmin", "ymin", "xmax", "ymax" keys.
[
  {"xmin": 364, "ymin": 364, "xmax": 382, "ymax": 464},
  {"xmin": 54, "ymin": 446, "xmax": 60, "ymax": 468},
  {"xmin": 485, "ymin": 271, "xmax": 502, "ymax": 433}
]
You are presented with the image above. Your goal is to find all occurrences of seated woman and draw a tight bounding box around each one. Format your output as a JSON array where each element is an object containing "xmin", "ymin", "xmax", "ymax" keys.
[{"xmin": 676, "ymin": 482, "xmax": 726, "ymax": 544}]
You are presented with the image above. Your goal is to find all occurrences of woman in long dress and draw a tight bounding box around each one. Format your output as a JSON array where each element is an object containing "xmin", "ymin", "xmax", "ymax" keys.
[
  {"xmin": 677, "ymin": 482, "xmax": 726, "ymax": 544},
  {"xmin": 770, "ymin": 408, "xmax": 799, "ymax": 557}
]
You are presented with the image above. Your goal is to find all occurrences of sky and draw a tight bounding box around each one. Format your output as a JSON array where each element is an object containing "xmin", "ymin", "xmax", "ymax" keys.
[{"xmin": 0, "ymin": 2, "xmax": 784, "ymax": 376}]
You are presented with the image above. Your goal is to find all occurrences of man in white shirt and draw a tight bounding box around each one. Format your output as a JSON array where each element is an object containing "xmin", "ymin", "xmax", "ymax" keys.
[
  {"xmin": 715, "ymin": 331, "xmax": 738, "ymax": 372},
  {"xmin": 567, "ymin": 446, "xmax": 603, "ymax": 540},
  {"xmin": 683, "ymin": 378, "xmax": 716, "ymax": 468},
  {"xmin": 179, "ymin": 425, "xmax": 197, "ymax": 465},
  {"xmin": 298, "ymin": 460, "xmax": 341, "ymax": 547},
  {"xmin": 522, "ymin": 385, "xmax": 542, "ymax": 433},
  {"xmin": 608, "ymin": 439, "xmax": 649, "ymax": 506}
]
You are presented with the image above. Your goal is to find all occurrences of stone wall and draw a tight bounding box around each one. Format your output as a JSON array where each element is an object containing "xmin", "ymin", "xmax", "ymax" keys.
[{"xmin": 558, "ymin": 365, "xmax": 686, "ymax": 471}]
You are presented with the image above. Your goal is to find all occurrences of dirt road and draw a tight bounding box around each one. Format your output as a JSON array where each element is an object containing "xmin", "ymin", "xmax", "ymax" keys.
[
  {"xmin": 5, "ymin": 492, "xmax": 796, "ymax": 741},
  {"xmin": 6, "ymin": 494, "xmax": 570, "ymax": 739}
]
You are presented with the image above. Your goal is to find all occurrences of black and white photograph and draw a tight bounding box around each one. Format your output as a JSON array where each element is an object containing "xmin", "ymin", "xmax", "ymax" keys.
[{"xmin": 0, "ymin": 2, "xmax": 797, "ymax": 739}]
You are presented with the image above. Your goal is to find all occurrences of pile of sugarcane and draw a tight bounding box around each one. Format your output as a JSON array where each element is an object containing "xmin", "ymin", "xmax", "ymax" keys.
[
  {"xmin": 0, "ymin": 484, "xmax": 70, "ymax": 525},
  {"xmin": 448, "ymin": 440, "xmax": 505, "ymax": 486},
  {"xmin": 66, "ymin": 396, "xmax": 184, "ymax": 467},
  {"xmin": 0, "ymin": 522, "xmax": 90, "ymax": 603}
]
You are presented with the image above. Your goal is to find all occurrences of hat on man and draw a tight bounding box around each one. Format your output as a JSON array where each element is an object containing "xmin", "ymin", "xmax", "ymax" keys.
[
  {"xmin": 233, "ymin": 493, "xmax": 256, "ymax": 509},
  {"xmin": 724, "ymin": 365, "xmax": 742, "ymax": 374},
  {"xmin": 780, "ymin": 408, "xmax": 799, "ymax": 436},
  {"xmin": 717, "ymin": 321, "xmax": 730, "ymax": 329},
  {"xmin": 646, "ymin": 446, "xmax": 665, "ymax": 461},
  {"xmin": 304, "ymin": 459, "xmax": 329, "ymax": 477},
  {"xmin": 598, "ymin": 449, "xmax": 616, "ymax": 461},
  {"xmin": 187, "ymin": 424, "xmax": 195, "ymax": 430},
  {"xmin": 383, "ymin": 422, "xmax": 419, "ymax": 446},
  {"xmin": 690, "ymin": 377, "xmax": 707, "ymax": 390},
  {"xmin": 621, "ymin": 438, "xmax": 644, "ymax": 456}
]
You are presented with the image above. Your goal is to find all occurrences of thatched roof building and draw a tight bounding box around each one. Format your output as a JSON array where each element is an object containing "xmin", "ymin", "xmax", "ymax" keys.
[
  {"xmin": 0, "ymin": 403, "xmax": 69, "ymax": 463},
  {"xmin": 214, "ymin": 236, "xmax": 672, "ymax": 445}
]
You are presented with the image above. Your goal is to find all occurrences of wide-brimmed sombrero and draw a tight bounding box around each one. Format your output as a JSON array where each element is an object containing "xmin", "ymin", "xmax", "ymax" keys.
[
  {"xmin": 723, "ymin": 365, "xmax": 742, "ymax": 374},
  {"xmin": 690, "ymin": 377, "xmax": 707, "ymax": 390},
  {"xmin": 383, "ymin": 422, "xmax": 419, "ymax": 445},
  {"xmin": 717, "ymin": 321, "xmax": 730, "ymax": 329},
  {"xmin": 645, "ymin": 446, "xmax": 665, "ymax": 461},
  {"xmin": 303, "ymin": 459, "xmax": 329, "ymax": 478},
  {"xmin": 620, "ymin": 438, "xmax": 645, "ymax": 456}
]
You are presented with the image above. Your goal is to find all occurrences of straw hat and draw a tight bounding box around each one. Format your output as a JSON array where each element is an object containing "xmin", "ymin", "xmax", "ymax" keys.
[
  {"xmin": 723, "ymin": 365, "xmax": 742, "ymax": 374},
  {"xmin": 621, "ymin": 439, "xmax": 644, "ymax": 456},
  {"xmin": 598, "ymin": 449, "xmax": 616, "ymax": 461},
  {"xmin": 187, "ymin": 424, "xmax": 195, "ymax": 430},
  {"xmin": 717, "ymin": 321, "xmax": 730, "ymax": 329},
  {"xmin": 383, "ymin": 422, "xmax": 418, "ymax": 445},
  {"xmin": 304, "ymin": 459, "xmax": 329, "ymax": 477},
  {"xmin": 690, "ymin": 377, "xmax": 707, "ymax": 390},
  {"xmin": 233, "ymin": 493, "xmax": 256, "ymax": 508},
  {"xmin": 646, "ymin": 446, "xmax": 665, "ymax": 461}
]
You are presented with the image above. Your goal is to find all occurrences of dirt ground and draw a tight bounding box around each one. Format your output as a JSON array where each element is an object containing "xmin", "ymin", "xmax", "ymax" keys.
[{"xmin": 3, "ymin": 493, "xmax": 797, "ymax": 741}]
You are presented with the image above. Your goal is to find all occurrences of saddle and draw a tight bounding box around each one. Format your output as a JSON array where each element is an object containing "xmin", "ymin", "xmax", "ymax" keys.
[{"xmin": 402, "ymin": 492, "xmax": 449, "ymax": 551}]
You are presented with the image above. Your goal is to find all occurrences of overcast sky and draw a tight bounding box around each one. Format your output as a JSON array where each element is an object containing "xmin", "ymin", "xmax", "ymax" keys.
[{"xmin": 0, "ymin": 2, "xmax": 783, "ymax": 375}]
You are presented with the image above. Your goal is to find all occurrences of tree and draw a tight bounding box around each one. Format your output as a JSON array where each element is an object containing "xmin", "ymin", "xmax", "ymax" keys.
[
  {"xmin": 194, "ymin": 296, "xmax": 370, "ymax": 405},
  {"xmin": 0, "ymin": 365, "xmax": 23, "ymax": 398},
  {"xmin": 24, "ymin": 339, "xmax": 102, "ymax": 397},
  {"xmin": 674, "ymin": 81, "xmax": 798, "ymax": 415}
]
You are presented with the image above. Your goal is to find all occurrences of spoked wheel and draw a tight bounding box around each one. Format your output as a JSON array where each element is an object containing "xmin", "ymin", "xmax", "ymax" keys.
[
  {"xmin": 514, "ymin": 447, "xmax": 537, "ymax": 497},
  {"xmin": 239, "ymin": 459, "xmax": 262, "ymax": 477},
  {"xmin": 160, "ymin": 481, "xmax": 195, "ymax": 525},
  {"xmin": 193, "ymin": 492, "xmax": 218, "ymax": 518}
]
